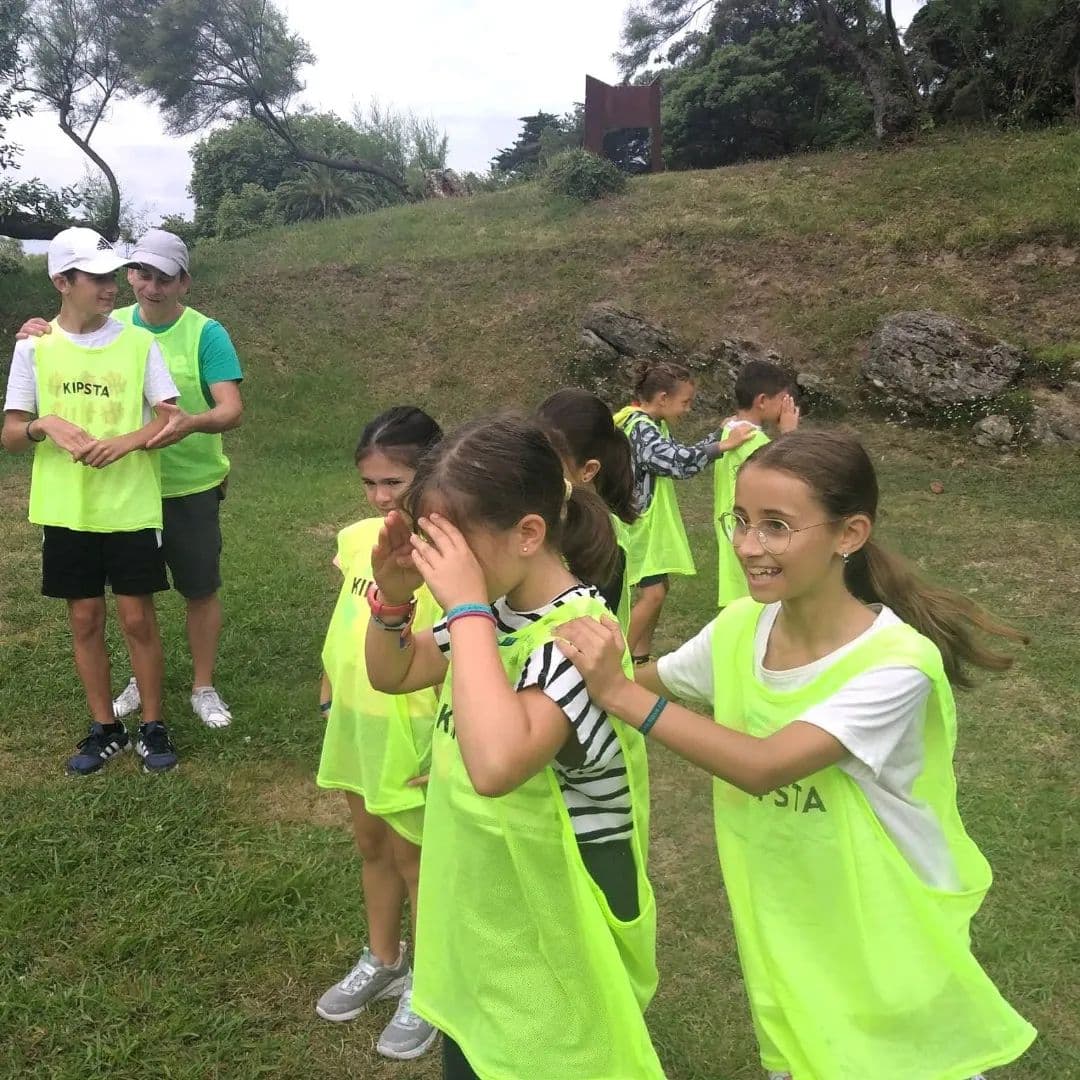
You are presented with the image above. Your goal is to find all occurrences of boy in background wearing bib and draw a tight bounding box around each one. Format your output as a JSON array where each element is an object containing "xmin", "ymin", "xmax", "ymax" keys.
[
  {"xmin": 714, "ymin": 360, "xmax": 800, "ymax": 608},
  {"xmin": 561, "ymin": 430, "xmax": 1035, "ymax": 1080}
]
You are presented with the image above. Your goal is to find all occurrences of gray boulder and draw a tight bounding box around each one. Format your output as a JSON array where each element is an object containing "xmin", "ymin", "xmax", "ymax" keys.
[
  {"xmin": 581, "ymin": 303, "xmax": 681, "ymax": 361},
  {"xmin": 973, "ymin": 414, "xmax": 1015, "ymax": 449},
  {"xmin": 863, "ymin": 310, "xmax": 1023, "ymax": 417},
  {"xmin": 1028, "ymin": 385, "xmax": 1080, "ymax": 444}
]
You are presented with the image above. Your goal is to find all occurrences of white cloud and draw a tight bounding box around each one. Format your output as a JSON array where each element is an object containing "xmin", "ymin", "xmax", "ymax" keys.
[{"xmin": 6, "ymin": 0, "xmax": 927, "ymax": 226}]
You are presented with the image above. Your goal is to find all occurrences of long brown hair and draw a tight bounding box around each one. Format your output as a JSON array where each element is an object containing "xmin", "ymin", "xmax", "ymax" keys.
[
  {"xmin": 536, "ymin": 388, "xmax": 638, "ymax": 526},
  {"xmin": 404, "ymin": 414, "xmax": 618, "ymax": 590},
  {"xmin": 746, "ymin": 430, "xmax": 1028, "ymax": 688}
]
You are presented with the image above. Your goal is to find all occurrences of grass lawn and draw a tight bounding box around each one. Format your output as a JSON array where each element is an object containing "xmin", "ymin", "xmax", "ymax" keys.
[{"xmin": 2, "ymin": 127, "xmax": 1078, "ymax": 1077}]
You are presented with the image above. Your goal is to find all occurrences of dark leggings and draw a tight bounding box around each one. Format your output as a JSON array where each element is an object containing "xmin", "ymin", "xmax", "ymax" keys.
[
  {"xmin": 442, "ymin": 1035, "xmax": 480, "ymax": 1080},
  {"xmin": 439, "ymin": 840, "xmax": 640, "ymax": 1077}
]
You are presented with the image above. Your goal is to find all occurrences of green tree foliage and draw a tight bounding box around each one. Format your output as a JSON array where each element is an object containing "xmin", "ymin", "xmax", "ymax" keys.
[
  {"xmin": 0, "ymin": 0, "xmax": 28, "ymax": 170},
  {"xmin": 158, "ymin": 212, "xmax": 199, "ymax": 248},
  {"xmin": 130, "ymin": 0, "xmax": 408, "ymax": 194},
  {"xmin": 492, "ymin": 111, "xmax": 562, "ymax": 176},
  {"xmin": 659, "ymin": 4, "xmax": 872, "ymax": 167},
  {"xmin": 908, "ymin": 0, "xmax": 1080, "ymax": 126},
  {"xmin": 0, "ymin": 232, "xmax": 24, "ymax": 271},
  {"xmin": 189, "ymin": 109, "xmax": 448, "ymax": 235},
  {"xmin": 620, "ymin": 1, "xmax": 922, "ymax": 149},
  {"xmin": 17, "ymin": 0, "xmax": 140, "ymax": 239}
]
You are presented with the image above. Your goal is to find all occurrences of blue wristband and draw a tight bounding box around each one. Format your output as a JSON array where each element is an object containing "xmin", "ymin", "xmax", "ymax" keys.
[
  {"xmin": 639, "ymin": 696, "xmax": 668, "ymax": 737},
  {"xmin": 445, "ymin": 602, "xmax": 495, "ymax": 625},
  {"xmin": 319, "ymin": 700, "xmax": 332, "ymax": 715}
]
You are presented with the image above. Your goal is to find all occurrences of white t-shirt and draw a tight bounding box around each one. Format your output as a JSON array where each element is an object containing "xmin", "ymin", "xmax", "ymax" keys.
[
  {"xmin": 4, "ymin": 319, "xmax": 178, "ymax": 424},
  {"xmin": 657, "ymin": 603, "xmax": 961, "ymax": 889}
]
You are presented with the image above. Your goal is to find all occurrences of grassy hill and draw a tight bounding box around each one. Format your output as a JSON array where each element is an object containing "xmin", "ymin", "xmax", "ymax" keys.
[{"xmin": 1, "ymin": 128, "xmax": 1078, "ymax": 1078}]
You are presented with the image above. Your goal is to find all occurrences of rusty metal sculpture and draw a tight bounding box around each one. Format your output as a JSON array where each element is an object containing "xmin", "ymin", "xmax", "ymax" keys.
[{"xmin": 583, "ymin": 76, "xmax": 664, "ymax": 173}]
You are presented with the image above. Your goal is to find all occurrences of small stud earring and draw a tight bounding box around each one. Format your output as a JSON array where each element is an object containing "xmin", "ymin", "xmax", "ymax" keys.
[{"xmin": 841, "ymin": 552, "xmax": 850, "ymax": 564}]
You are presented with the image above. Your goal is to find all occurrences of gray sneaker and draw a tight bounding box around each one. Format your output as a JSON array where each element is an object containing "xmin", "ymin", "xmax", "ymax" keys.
[
  {"xmin": 112, "ymin": 677, "xmax": 141, "ymax": 720},
  {"xmin": 376, "ymin": 973, "xmax": 438, "ymax": 1060},
  {"xmin": 315, "ymin": 945, "xmax": 408, "ymax": 1022}
]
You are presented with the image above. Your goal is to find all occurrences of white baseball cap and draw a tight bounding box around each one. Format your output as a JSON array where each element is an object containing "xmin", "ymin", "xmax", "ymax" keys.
[
  {"xmin": 47, "ymin": 227, "xmax": 133, "ymax": 277},
  {"xmin": 130, "ymin": 228, "xmax": 190, "ymax": 277}
]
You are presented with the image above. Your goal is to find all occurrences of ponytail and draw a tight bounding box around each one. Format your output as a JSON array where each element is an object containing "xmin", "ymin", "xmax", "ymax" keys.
[
  {"xmin": 632, "ymin": 359, "xmax": 693, "ymax": 404},
  {"xmin": 747, "ymin": 430, "xmax": 1028, "ymax": 688},
  {"xmin": 535, "ymin": 388, "xmax": 639, "ymax": 526},
  {"xmin": 845, "ymin": 540, "xmax": 1028, "ymax": 688},
  {"xmin": 561, "ymin": 483, "xmax": 619, "ymax": 589}
]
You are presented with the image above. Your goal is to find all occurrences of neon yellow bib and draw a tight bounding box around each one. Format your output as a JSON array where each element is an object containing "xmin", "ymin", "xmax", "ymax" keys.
[
  {"xmin": 710, "ymin": 599, "xmax": 1036, "ymax": 1079},
  {"xmin": 713, "ymin": 422, "xmax": 770, "ymax": 607},
  {"xmin": 29, "ymin": 321, "xmax": 162, "ymax": 532},
  {"xmin": 610, "ymin": 514, "xmax": 633, "ymax": 635},
  {"xmin": 614, "ymin": 406, "xmax": 696, "ymax": 584},
  {"xmin": 412, "ymin": 595, "xmax": 663, "ymax": 1079},
  {"xmin": 318, "ymin": 518, "xmax": 440, "ymax": 845},
  {"xmin": 116, "ymin": 305, "xmax": 229, "ymax": 498}
]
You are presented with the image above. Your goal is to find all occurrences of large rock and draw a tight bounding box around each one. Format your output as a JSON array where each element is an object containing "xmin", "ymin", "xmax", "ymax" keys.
[
  {"xmin": 863, "ymin": 310, "xmax": 1023, "ymax": 417},
  {"xmin": 422, "ymin": 169, "xmax": 468, "ymax": 199},
  {"xmin": 581, "ymin": 303, "xmax": 682, "ymax": 361}
]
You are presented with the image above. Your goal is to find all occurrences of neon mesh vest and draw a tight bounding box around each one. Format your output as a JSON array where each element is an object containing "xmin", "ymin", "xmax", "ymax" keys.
[
  {"xmin": 713, "ymin": 422, "xmax": 770, "ymax": 607},
  {"xmin": 30, "ymin": 321, "xmax": 162, "ymax": 532},
  {"xmin": 611, "ymin": 514, "xmax": 633, "ymax": 635},
  {"xmin": 613, "ymin": 406, "xmax": 696, "ymax": 585},
  {"xmin": 115, "ymin": 305, "xmax": 229, "ymax": 498},
  {"xmin": 710, "ymin": 599, "xmax": 1036, "ymax": 1079},
  {"xmin": 317, "ymin": 518, "xmax": 440, "ymax": 846},
  {"xmin": 412, "ymin": 595, "xmax": 663, "ymax": 1079}
]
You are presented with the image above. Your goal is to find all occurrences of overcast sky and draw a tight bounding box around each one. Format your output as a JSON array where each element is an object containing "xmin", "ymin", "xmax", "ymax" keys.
[{"xmin": 8, "ymin": 0, "xmax": 926, "ymax": 226}]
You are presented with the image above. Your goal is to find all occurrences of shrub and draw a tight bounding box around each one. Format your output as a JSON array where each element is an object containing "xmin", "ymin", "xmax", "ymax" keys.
[
  {"xmin": 215, "ymin": 184, "xmax": 282, "ymax": 240},
  {"xmin": 0, "ymin": 235, "xmax": 24, "ymax": 274},
  {"xmin": 542, "ymin": 149, "xmax": 627, "ymax": 202}
]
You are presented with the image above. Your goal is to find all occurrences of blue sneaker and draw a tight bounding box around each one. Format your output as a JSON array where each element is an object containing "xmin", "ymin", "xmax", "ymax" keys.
[
  {"xmin": 67, "ymin": 722, "xmax": 130, "ymax": 775},
  {"xmin": 135, "ymin": 722, "xmax": 178, "ymax": 773}
]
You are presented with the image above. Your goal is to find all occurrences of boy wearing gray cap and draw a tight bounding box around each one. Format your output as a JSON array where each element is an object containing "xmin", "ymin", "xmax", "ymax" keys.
[{"xmin": 17, "ymin": 228, "xmax": 245, "ymax": 731}]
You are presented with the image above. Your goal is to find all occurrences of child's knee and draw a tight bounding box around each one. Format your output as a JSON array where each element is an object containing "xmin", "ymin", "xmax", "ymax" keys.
[
  {"xmin": 68, "ymin": 600, "xmax": 105, "ymax": 641},
  {"xmin": 116, "ymin": 599, "xmax": 157, "ymax": 641}
]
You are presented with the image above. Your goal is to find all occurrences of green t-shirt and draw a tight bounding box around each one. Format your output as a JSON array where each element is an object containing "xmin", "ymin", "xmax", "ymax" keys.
[{"xmin": 131, "ymin": 307, "xmax": 243, "ymax": 407}]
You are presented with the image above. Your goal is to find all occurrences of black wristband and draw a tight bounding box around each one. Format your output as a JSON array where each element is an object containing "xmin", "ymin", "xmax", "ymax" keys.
[{"xmin": 26, "ymin": 420, "xmax": 45, "ymax": 443}]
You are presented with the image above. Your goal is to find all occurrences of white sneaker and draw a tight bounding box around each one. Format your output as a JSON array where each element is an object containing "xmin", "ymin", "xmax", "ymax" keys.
[
  {"xmin": 112, "ymin": 677, "xmax": 142, "ymax": 719},
  {"xmin": 767, "ymin": 1073, "xmax": 792, "ymax": 1080},
  {"xmin": 191, "ymin": 686, "xmax": 232, "ymax": 729}
]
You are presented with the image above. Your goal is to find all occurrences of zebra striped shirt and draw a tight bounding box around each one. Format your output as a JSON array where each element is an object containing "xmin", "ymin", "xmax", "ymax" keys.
[{"xmin": 432, "ymin": 584, "xmax": 633, "ymax": 845}]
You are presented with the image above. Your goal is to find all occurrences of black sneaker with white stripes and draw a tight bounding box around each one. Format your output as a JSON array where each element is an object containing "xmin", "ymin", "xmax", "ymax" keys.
[
  {"xmin": 66, "ymin": 722, "xmax": 130, "ymax": 776},
  {"xmin": 135, "ymin": 722, "xmax": 178, "ymax": 773}
]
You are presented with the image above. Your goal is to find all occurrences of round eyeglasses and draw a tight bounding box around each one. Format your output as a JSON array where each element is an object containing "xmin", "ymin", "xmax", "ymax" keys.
[{"xmin": 719, "ymin": 512, "xmax": 838, "ymax": 555}]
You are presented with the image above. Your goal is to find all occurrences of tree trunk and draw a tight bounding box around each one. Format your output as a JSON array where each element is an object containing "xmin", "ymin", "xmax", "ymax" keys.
[
  {"xmin": 884, "ymin": 0, "xmax": 924, "ymax": 122},
  {"xmin": 0, "ymin": 213, "xmax": 90, "ymax": 240},
  {"xmin": 57, "ymin": 117, "xmax": 121, "ymax": 241},
  {"xmin": 1074, "ymin": 59, "xmax": 1080, "ymax": 119},
  {"xmin": 291, "ymin": 146, "xmax": 411, "ymax": 197},
  {"xmin": 811, "ymin": 0, "xmax": 917, "ymax": 141}
]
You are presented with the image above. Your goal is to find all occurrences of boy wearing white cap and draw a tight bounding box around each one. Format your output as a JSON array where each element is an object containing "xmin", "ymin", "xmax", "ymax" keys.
[
  {"xmin": 17, "ymin": 228, "xmax": 245, "ymax": 731},
  {"xmin": 2, "ymin": 227, "xmax": 185, "ymax": 775}
]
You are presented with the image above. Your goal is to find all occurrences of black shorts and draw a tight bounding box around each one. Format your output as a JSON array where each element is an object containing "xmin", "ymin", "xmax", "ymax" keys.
[
  {"xmin": 42, "ymin": 526, "xmax": 169, "ymax": 600},
  {"xmin": 162, "ymin": 483, "xmax": 225, "ymax": 599}
]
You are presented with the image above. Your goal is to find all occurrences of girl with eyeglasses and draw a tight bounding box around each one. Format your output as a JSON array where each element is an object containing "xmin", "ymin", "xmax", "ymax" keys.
[{"xmin": 559, "ymin": 430, "xmax": 1035, "ymax": 1080}]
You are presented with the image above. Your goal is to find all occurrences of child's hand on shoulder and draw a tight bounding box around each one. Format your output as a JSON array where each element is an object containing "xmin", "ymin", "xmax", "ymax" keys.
[
  {"xmin": 371, "ymin": 510, "xmax": 424, "ymax": 603},
  {"xmin": 411, "ymin": 513, "xmax": 488, "ymax": 610},
  {"xmin": 558, "ymin": 616, "xmax": 631, "ymax": 712}
]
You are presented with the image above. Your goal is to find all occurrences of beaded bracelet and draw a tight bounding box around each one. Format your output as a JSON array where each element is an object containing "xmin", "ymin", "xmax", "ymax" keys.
[
  {"xmin": 445, "ymin": 603, "xmax": 496, "ymax": 629},
  {"xmin": 639, "ymin": 696, "xmax": 668, "ymax": 737}
]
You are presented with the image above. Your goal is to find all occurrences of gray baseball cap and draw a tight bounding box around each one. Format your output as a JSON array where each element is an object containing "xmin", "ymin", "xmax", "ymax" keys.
[{"xmin": 129, "ymin": 228, "xmax": 190, "ymax": 277}]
